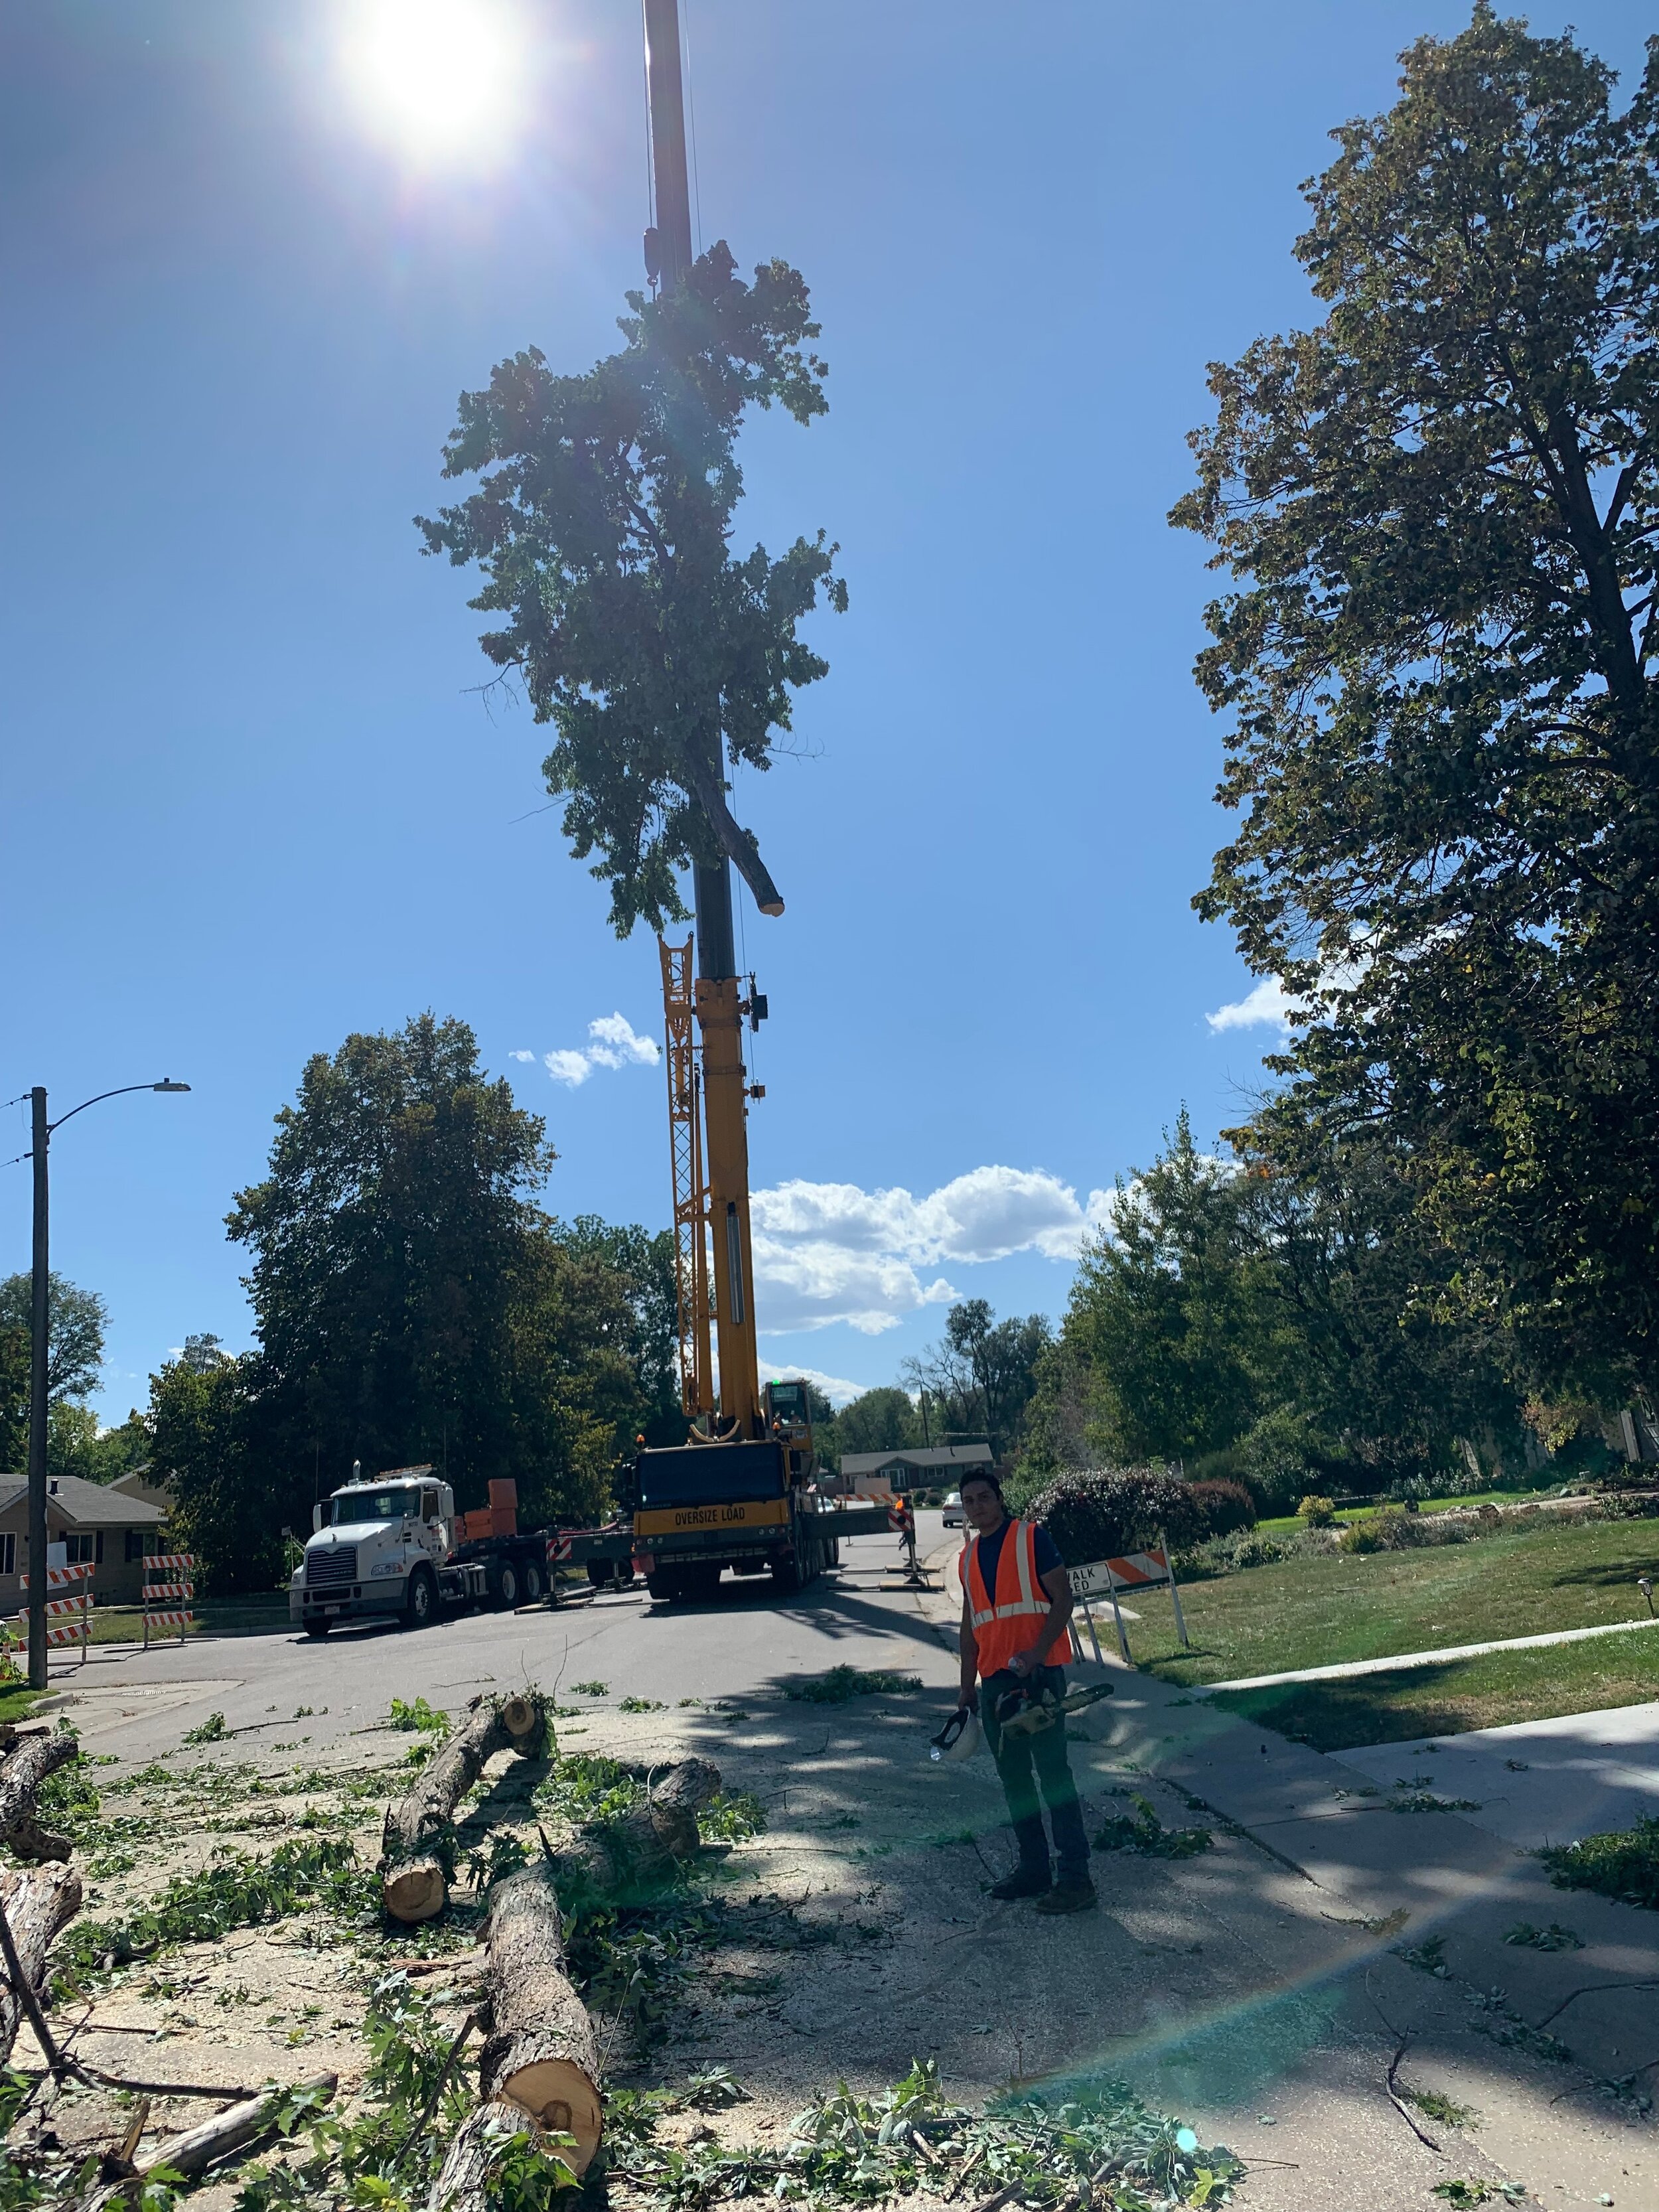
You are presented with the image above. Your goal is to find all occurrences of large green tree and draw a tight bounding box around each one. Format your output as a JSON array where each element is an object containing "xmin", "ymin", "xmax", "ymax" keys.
[
  {"xmin": 417, "ymin": 243, "xmax": 844, "ymax": 936},
  {"xmin": 902, "ymin": 1299, "xmax": 1053, "ymax": 1463},
  {"xmin": 0, "ymin": 1272, "xmax": 106, "ymax": 1404},
  {"xmin": 1174, "ymin": 9, "xmax": 1659, "ymax": 1402}
]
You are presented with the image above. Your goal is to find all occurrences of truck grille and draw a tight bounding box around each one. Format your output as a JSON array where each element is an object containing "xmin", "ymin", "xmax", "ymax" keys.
[{"xmin": 307, "ymin": 1546, "xmax": 356, "ymax": 1589}]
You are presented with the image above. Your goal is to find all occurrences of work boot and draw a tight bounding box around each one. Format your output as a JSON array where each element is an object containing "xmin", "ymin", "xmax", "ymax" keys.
[
  {"xmin": 1033, "ymin": 1879, "xmax": 1097, "ymax": 1915},
  {"xmin": 988, "ymin": 1864, "xmax": 1051, "ymax": 1901}
]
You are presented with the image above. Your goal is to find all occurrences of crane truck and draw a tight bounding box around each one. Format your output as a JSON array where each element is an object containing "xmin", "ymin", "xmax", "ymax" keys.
[{"xmin": 622, "ymin": 4, "xmax": 894, "ymax": 1601}]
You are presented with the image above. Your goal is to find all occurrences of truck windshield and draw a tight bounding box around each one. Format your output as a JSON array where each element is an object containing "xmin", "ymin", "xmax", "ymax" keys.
[
  {"xmin": 637, "ymin": 1441, "xmax": 784, "ymax": 1509},
  {"xmin": 330, "ymin": 1489, "xmax": 418, "ymax": 1526}
]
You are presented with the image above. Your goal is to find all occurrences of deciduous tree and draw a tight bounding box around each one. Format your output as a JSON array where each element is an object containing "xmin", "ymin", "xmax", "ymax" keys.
[{"xmin": 1174, "ymin": 8, "xmax": 1659, "ymax": 1400}]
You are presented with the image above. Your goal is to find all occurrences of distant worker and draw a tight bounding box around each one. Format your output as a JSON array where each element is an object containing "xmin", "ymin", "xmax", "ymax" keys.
[{"xmin": 955, "ymin": 1471, "xmax": 1095, "ymax": 1913}]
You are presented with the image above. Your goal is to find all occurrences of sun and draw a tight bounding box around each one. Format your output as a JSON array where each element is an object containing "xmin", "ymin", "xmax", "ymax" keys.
[{"xmin": 337, "ymin": 0, "xmax": 528, "ymax": 169}]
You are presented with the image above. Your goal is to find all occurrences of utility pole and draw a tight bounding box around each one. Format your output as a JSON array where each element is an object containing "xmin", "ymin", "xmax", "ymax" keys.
[
  {"xmin": 27, "ymin": 1091, "xmax": 48, "ymax": 1692},
  {"xmin": 642, "ymin": 0, "xmax": 762, "ymax": 1437},
  {"xmin": 23, "ymin": 1079, "xmax": 190, "ymax": 1688}
]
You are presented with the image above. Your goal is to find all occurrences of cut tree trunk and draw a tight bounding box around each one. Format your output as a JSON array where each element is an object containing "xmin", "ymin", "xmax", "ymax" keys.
[
  {"xmin": 548, "ymin": 1755, "xmax": 723, "ymax": 1903},
  {"xmin": 429, "ymin": 1754, "xmax": 725, "ymax": 2210},
  {"xmin": 474, "ymin": 1862, "xmax": 602, "ymax": 2170},
  {"xmin": 0, "ymin": 1732, "xmax": 79, "ymax": 1863},
  {"xmin": 0, "ymin": 1862, "xmax": 83, "ymax": 2061},
  {"xmin": 380, "ymin": 1692, "xmax": 545, "ymax": 1925}
]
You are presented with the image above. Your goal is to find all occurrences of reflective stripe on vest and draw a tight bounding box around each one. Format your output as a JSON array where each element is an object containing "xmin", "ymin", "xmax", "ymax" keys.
[{"xmin": 960, "ymin": 1518, "xmax": 1076, "ymax": 1672}]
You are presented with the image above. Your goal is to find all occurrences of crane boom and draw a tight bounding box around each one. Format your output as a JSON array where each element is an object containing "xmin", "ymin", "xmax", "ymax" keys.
[{"xmin": 644, "ymin": 0, "xmax": 763, "ymax": 1438}]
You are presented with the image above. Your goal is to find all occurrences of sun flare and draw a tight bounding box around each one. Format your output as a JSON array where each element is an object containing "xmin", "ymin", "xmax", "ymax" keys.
[{"xmin": 338, "ymin": 0, "xmax": 527, "ymax": 168}]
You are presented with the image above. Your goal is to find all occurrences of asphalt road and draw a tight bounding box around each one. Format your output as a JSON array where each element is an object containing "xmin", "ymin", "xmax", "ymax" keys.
[{"xmin": 50, "ymin": 1513, "xmax": 962, "ymax": 1764}]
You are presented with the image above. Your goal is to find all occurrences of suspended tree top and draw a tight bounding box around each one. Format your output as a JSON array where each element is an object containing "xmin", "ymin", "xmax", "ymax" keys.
[{"xmin": 418, "ymin": 243, "xmax": 845, "ymax": 936}]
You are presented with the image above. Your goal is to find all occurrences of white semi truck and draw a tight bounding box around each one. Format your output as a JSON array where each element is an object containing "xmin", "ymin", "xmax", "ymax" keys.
[{"xmin": 290, "ymin": 1464, "xmax": 626, "ymax": 1636}]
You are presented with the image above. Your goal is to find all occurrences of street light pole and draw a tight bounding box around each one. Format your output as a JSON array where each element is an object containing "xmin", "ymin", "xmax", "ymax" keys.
[
  {"xmin": 24, "ymin": 1079, "xmax": 190, "ymax": 1690},
  {"xmin": 27, "ymin": 1092, "xmax": 48, "ymax": 1692}
]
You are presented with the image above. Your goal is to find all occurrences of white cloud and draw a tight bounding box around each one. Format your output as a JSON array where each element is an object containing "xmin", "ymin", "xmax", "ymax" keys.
[
  {"xmin": 508, "ymin": 1049, "xmax": 537, "ymax": 1063},
  {"xmin": 1206, "ymin": 976, "xmax": 1299, "ymax": 1034},
  {"xmin": 540, "ymin": 1013, "xmax": 662, "ymax": 1088},
  {"xmin": 748, "ymin": 1165, "xmax": 1112, "ymax": 1334}
]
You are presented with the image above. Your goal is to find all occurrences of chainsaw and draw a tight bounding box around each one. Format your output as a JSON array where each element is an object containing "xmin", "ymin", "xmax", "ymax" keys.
[{"xmin": 994, "ymin": 1679, "xmax": 1115, "ymax": 1737}]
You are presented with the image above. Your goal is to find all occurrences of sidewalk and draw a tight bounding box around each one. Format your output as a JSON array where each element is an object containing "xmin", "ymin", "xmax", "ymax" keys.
[{"xmin": 914, "ymin": 1540, "xmax": 1659, "ymax": 2208}]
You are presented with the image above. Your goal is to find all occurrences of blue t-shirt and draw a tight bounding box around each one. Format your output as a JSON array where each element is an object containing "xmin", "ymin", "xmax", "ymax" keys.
[{"xmin": 970, "ymin": 1516, "xmax": 1063, "ymax": 1601}]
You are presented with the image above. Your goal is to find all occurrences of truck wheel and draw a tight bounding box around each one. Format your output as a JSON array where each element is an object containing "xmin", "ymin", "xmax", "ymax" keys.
[
  {"xmin": 522, "ymin": 1560, "xmax": 545, "ymax": 1603},
  {"xmin": 304, "ymin": 1619, "xmax": 331, "ymax": 1640},
  {"xmin": 647, "ymin": 1570, "xmax": 683, "ymax": 1602},
  {"xmin": 495, "ymin": 1561, "xmax": 520, "ymax": 1609},
  {"xmin": 691, "ymin": 1564, "xmax": 722, "ymax": 1601},
  {"xmin": 587, "ymin": 1561, "xmax": 613, "ymax": 1589},
  {"xmin": 770, "ymin": 1554, "xmax": 802, "ymax": 1594},
  {"xmin": 405, "ymin": 1567, "xmax": 437, "ymax": 1629}
]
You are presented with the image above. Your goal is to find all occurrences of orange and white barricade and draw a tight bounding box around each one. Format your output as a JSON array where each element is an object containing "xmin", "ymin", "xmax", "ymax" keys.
[
  {"xmin": 1066, "ymin": 1528, "xmax": 1189, "ymax": 1662},
  {"xmin": 9, "ymin": 1562, "xmax": 95, "ymax": 1666},
  {"xmin": 143, "ymin": 1554, "xmax": 196, "ymax": 1648}
]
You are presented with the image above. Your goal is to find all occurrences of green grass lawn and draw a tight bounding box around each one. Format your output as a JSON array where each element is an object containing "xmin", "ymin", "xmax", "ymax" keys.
[
  {"xmin": 1129, "ymin": 1516, "xmax": 1659, "ymax": 1684},
  {"xmin": 1205, "ymin": 1630, "xmax": 1659, "ymax": 1751},
  {"xmin": 73, "ymin": 1595, "xmax": 292, "ymax": 1645}
]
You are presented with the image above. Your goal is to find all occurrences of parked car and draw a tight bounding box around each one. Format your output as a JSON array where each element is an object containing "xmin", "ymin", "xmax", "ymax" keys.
[{"xmin": 942, "ymin": 1489, "xmax": 964, "ymax": 1528}]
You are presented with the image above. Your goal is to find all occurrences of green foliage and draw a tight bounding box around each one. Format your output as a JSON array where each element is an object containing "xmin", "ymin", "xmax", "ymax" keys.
[
  {"xmin": 0, "ymin": 1272, "xmax": 107, "ymax": 1404},
  {"xmin": 464, "ymin": 1829, "xmax": 531, "ymax": 1894},
  {"xmin": 154, "ymin": 1017, "xmax": 669, "ymax": 1585},
  {"xmin": 698, "ymin": 1791, "xmax": 767, "ymax": 1844},
  {"xmin": 1093, "ymin": 1795, "xmax": 1214, "ymax": 1860},
  {"xmin": 1028, "ymin": 1466, "xmax": 1204, "ymax": 1566},
  {"xmin": 387, "ymin": 1696, "xmax": 450, "ymax": 1736},
  {"xmin": 182, "ymin": 1711, "xmax": 230, "ymax": 1744},
  {"xmin": 782, "ymin": 1666, "xmax": 923, "ymax": 1704},
  {"xmin": 418, "ymin": 242, "xmax": 844, "ymax": 938},
  {"xmin": 828, "ymin": 1387, "xmax": 924, "ymax": 1469},
  {"xmin": 1297, "ymin": 1496, "xmax": 1336, "ymax": 1528},
  {"xmin": 571, "ymin": 1680, "xmax": 608, "ymax": 1697},
  {"xmin": 902, "ymin": 1299, "xmax": 1051, "ymax": 1463},
  {"xmin": 1407, "ymin": 2087, "xmax": 1477, "ymax": 2128},
  {"xmin": 618, "ymin": 1696, "xmax": 666, "ymax": 1713},
  {"xmin": 54, "ymin": 1837, "xmax": 369, "ymax": 1987},
  {"xmin": 1174, "ymin": 9, "xmax": 1659, "ymax": 1405},
  {"xmin": 1185, "ymin": 1480, "xmax": 1256, "ymax": 1539},
  {"xmin": 613, "ymin": 2058, "xmax": 1241, "ymax": 2209},
  {"xmin": 1540, "ymin": 1815, "xmax": 1659, "ymax": 1909},
  {"xmin": 1503, "ymin": 1921, "xmax": 1583, "ymax": 1951},
  {"xmin": 534, "ymin": 1753, "xmax": 644, "ymax": 1828}
]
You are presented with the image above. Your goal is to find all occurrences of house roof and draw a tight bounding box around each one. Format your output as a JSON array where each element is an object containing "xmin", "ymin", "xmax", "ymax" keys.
[
  {"xmin": 0, "ymin": 1476, "xmax": 167, "ymax": 1528},
  {"xmin": 841, "ymin": 1444, "xmax": 994, "ymax": 1475}
]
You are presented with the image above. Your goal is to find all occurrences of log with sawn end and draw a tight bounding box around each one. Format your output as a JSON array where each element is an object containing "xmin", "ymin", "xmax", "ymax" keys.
[
  {"xmin": 380, "ymin": 1692, "xmax": 547, "ymax": 1924},
  {"xmin": 75, "ymin": 2073, "xmax": 338, "ymax": 2212},
  {"xmin": 0, "ymin": 1862, "xmax": 82, "ymax": 2063},
  {"xmin": 431, "ymin": 1755, "xmax": 725, "ymax": 2205}
]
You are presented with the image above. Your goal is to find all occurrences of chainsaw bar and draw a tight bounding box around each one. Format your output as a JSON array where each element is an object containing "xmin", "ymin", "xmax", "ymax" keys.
[{"xmin": 997, "ymin": 1680, "xmax": 1116, "ymax": 1737}]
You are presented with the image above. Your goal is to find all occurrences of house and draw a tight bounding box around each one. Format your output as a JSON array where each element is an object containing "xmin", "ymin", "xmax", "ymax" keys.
[
  {"xmin": 838, "ymin": 1442, "xmax": 996, "ymax": 1499},
  {"xmin": 0, "ymin": 1475, "xmax": 169, "ymax": 1608},
  {"xmin": 107, "ymin": 1464, "xmax": 177, "ymax": 1518}
]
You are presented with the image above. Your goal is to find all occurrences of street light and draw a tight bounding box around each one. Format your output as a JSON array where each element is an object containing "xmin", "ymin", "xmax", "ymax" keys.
[{"xmin": 25, "ymin": 1080, "xmax": 191, "ymax": 1688}]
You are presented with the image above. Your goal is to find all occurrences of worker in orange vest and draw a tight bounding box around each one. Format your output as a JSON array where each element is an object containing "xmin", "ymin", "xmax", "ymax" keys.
[{"xmin": 955, "ymin": 1471, "xmax": 1095, "ymax": 1913}]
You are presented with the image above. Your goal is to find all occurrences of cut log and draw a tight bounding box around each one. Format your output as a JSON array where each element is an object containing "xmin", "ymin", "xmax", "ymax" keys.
[
  {"xmin": 474, "ymin": 1864, "xmax": 603, "ymax": 2173},
  {"xmin": 0, "ymin": 1732, "xmax": 79, "ymax": 1863},
  {"xmin": 429, "ymin": 2101, "xmax": 575, "ymax": 2212},
  {"xmin": 549, "ymin": 1756, "xmax": 722, "ymax": 1905},
  {"xmin": 380, "ymin": 1692, "xmax": 547, "ymax": 1925},
  {"xmin": 0, "ymin": 1862, "xmax": 82, "ymax": 2062},
  {"xmin": 76, "ymin": 2073, "xmax": 338, "ymax": 2212}
]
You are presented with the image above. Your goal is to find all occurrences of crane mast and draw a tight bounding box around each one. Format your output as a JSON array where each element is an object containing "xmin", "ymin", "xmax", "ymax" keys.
[{"xmin": 644, "ymin": 0, "xmax": 764, "ymax": 1440}]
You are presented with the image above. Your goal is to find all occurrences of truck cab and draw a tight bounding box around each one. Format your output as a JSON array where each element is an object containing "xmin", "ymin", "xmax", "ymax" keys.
[{"xmin": 291, "ymin": 1465, "xmax": 471, "ymax": 1637}]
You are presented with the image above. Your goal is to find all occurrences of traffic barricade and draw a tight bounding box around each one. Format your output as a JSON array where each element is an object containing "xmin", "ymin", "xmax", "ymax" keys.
[
  {"xmin": 143, "ymin": 1554, "xmax": 196, "ymax": 1648},
  {"xmin": 7, "ymin": 1562, "xmax": 94, "ymax": 1666},
  {"xmin": 1066, "ymin": 1529, "xmax": 1189, "ymax": 1662}
]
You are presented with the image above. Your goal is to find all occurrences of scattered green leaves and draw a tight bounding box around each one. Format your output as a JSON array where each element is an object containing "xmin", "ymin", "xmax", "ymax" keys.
[
  {"xmin": 1093, "ymin": 1795, "xmax": 1214, "ymax": 1860},
  {"xmin": 387, "ymin": 1697, "xmax": 450, "ymax": 1736},
  {"xmin": 182, "ymin": 1712, "xmax": 230, "ymax": 1745},
  {"xmin": 1502, "ymin": 1921, "xmax": 1583, "ymax": 1951},
  {"xmin": 618, "ymin": 1696, "xmax": 666, "ymax": 1713},
  {"xmin": 1539, "ymin": 1816, "xmax": 1659, "ymax": 1911},
  {"xmin": 783, "ymin": 1666, "xmax": 923, "ymax": 1704},
  {"xmin": 571, "ymin": 1681, "xmax": 608, "ymax": 1697},
  {"xmin": 699, "ymin": 1791, "xmax": 767, "ymax": 1844},
  {"xmin": 1406, "ymin": 2087, "xmax": 1478, "ymax": 2127}
]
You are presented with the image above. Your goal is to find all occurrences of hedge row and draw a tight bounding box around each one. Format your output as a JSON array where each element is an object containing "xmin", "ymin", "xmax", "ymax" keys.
[{"xmin": 1024, "ymin": 1468, "xmax": 1256, "ymax": 1564}]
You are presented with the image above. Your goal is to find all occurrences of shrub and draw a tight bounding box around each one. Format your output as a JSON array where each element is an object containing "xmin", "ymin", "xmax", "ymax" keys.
[
  {"xmin": 1539, "ymin": 1816, "xmax": 1659, "ymax": 1911},
  {"xmin": 1341, "ymin": 1505, "xmax": 1473, "ymax": 1554},
  {"xmin": 1234, "ymin": 1405, "xmax": 1333, "ymax": 1514},
  {"xmin": 1185, "ymin": 1479, "xmax": 1256, "ymax": 1540},
  {"xmin": 1297, "ymin": 1495, "xmax": 1337, "ymax": 1528},
  {"xmin": 1027, "ymin": 1466, "xmax": 1205, "ymax": 1563}
]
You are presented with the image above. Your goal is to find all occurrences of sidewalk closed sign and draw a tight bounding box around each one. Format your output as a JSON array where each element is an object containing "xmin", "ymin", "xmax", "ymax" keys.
[{"xmin": 1064, "ymin": 1528, "xmax": 1189, "ymax": 1661}]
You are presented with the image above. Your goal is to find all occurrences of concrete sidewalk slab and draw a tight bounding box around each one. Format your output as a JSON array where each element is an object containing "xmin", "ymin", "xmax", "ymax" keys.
[{"xmin": 1337, "ymin": 1699, "xmax": 1659, "ymax": 1850}]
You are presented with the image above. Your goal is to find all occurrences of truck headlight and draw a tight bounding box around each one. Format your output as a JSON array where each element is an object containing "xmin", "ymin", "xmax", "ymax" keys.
[{"xmin": 369, "ymin": 1561, "xmax": 405, "ymax": 1580}]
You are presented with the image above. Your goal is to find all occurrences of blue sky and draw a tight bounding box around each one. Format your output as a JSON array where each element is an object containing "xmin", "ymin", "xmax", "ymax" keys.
[{"xmin": 3, "ymin": 0, "xmax": 1646, "ymax": 1425}]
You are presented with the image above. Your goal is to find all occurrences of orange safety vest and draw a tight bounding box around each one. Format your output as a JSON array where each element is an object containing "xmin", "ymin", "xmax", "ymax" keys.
[{"xmin": 960, "ymin": 1517, "xmax": 1077, "ymax": 1676}]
